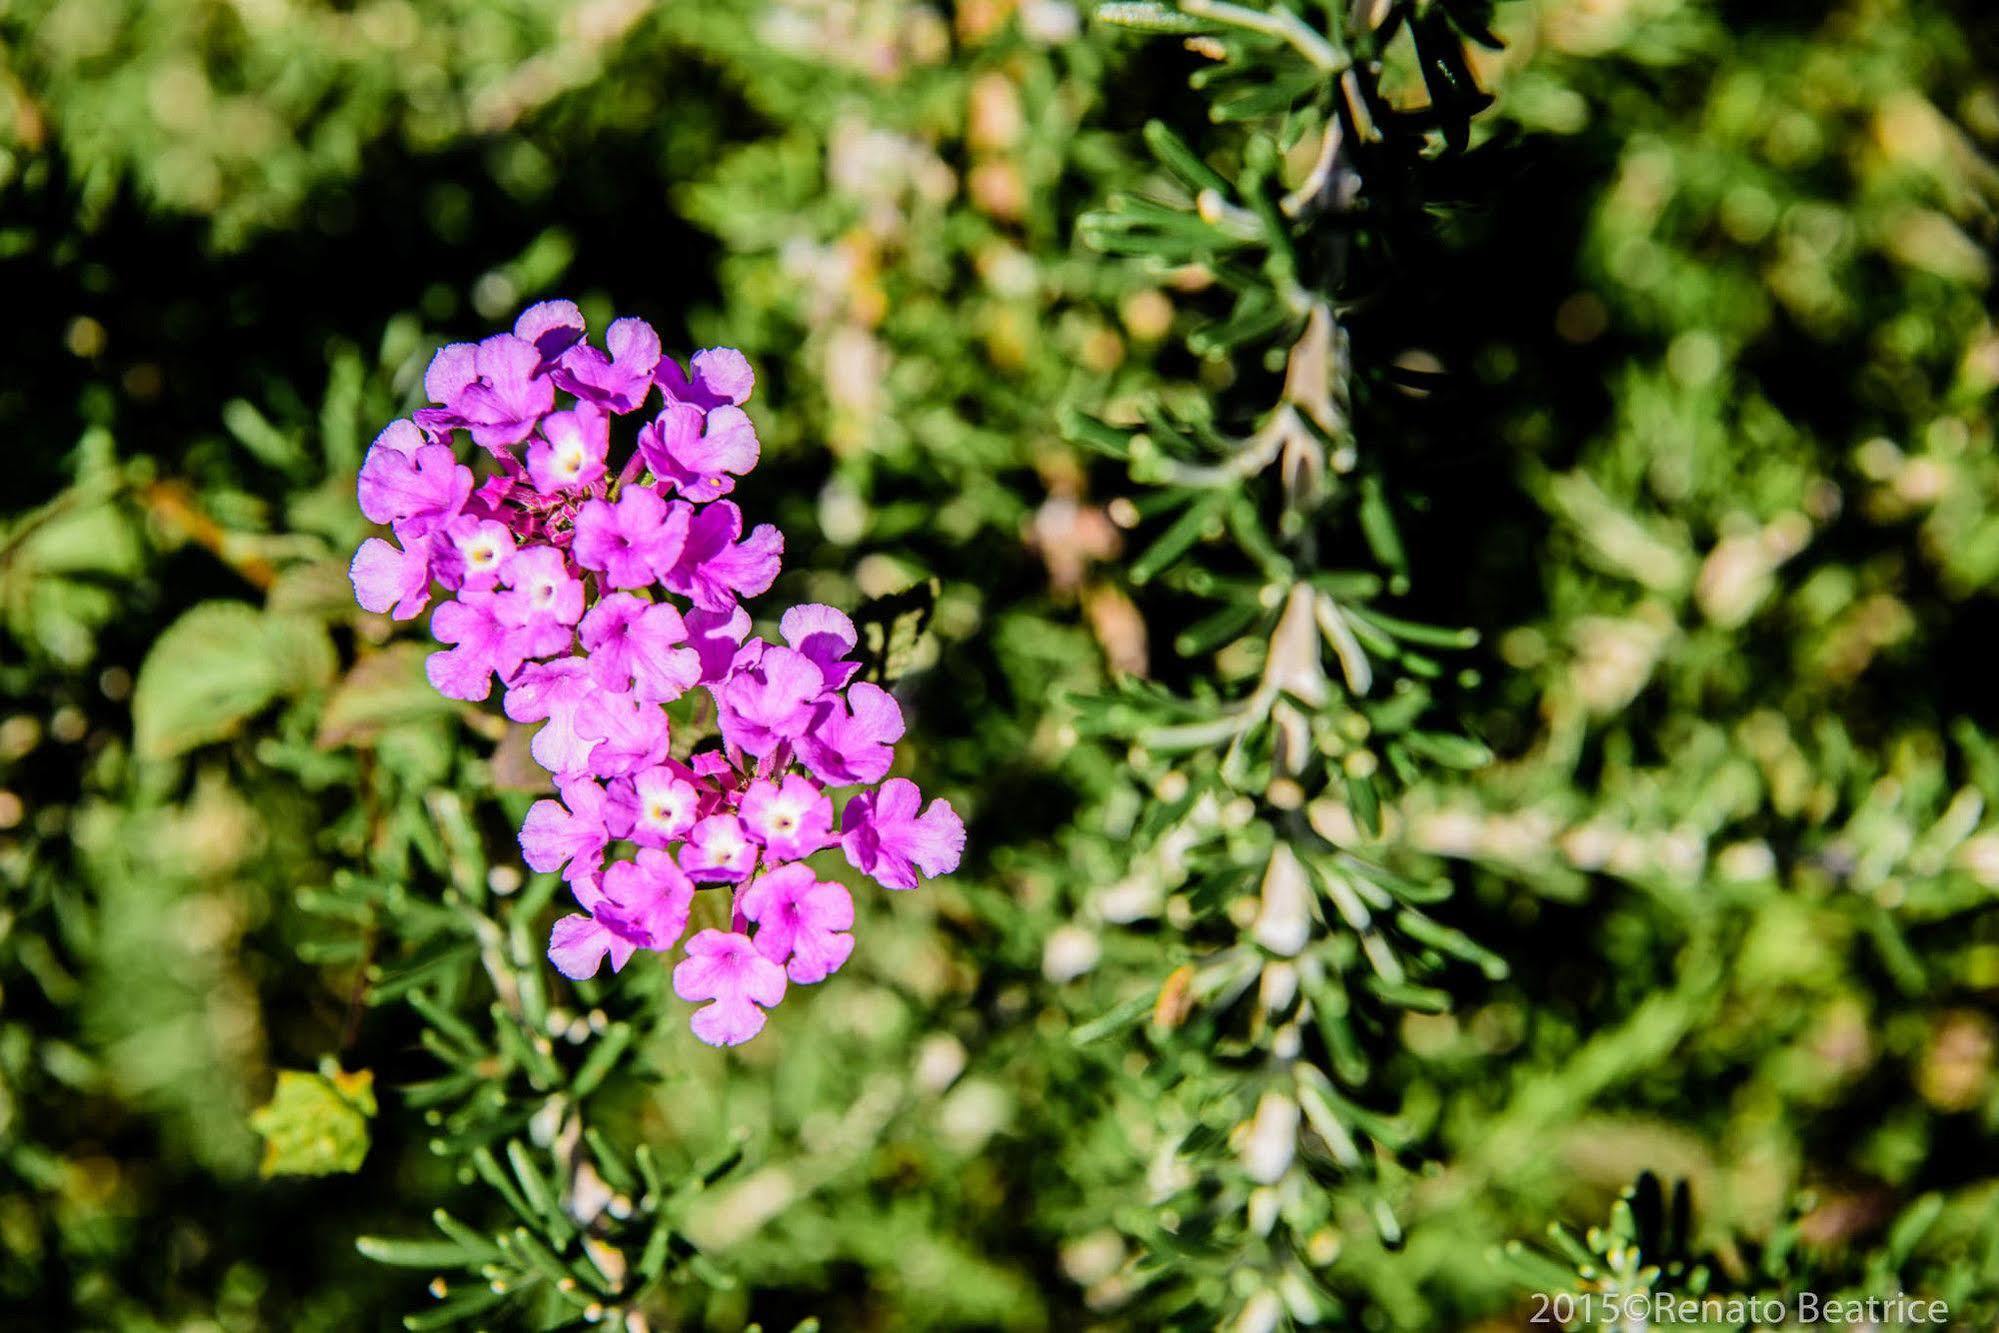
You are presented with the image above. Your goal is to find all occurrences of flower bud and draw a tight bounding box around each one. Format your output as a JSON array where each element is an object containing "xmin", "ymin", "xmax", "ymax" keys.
[
  {"xmin": 1235, "ymin": 1288, "xmax": 1284, "ymax": 1333},
  {"xmin": 1252, "ymin": 843, "xmax": 1313, "ymax": 956},
  {"xmin": 1262, "ymin": 584, "xmax": 1329, "ymax": 707},
  {"xmin": 1042, "ymin": 925, "xmax": 1102, "ymax": 983},
  {"xmin": 1239, "ymin": 1091, "xmax": 1299, "ymax": 1184},
  {"xmin": 1247, "ymin": 1185, "xmax": 1281, "ymax": 1237}
]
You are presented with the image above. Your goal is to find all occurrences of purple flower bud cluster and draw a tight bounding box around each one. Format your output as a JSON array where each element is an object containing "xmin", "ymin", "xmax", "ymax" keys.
[{"xmin": 349, "ymin": 301, "xmax": 964, "ymax": 1046}]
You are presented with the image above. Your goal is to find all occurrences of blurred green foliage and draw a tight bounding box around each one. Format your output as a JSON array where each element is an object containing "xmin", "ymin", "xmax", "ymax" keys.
[{"xmin": 2, "ymin": 0, "xmax": 1996, "ymax": 1329}]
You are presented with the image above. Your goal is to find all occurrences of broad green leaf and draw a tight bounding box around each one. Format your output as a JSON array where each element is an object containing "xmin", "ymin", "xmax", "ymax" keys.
[
  {"xmin": 0, "ymin": 496, "xmax": 146, "ymax": 666},
  {"xmin": 133, "ymin": 601, "xmax": 336, "ymax": 759},
  {"xmin": 249, "ymin": 1061, "xmax": 376, "ymax": 1178}
]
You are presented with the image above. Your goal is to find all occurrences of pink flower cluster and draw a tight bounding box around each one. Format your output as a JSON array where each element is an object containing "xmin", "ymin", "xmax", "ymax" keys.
[{"xmin": 349, "ymin": 301, "xmax": 964, "ymax": 1046}]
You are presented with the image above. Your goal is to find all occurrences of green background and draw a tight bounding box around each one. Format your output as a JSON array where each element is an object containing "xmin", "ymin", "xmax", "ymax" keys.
[{"xmin": 3, "ymin": 0, "xmax": 1998, "ymax": 1327}]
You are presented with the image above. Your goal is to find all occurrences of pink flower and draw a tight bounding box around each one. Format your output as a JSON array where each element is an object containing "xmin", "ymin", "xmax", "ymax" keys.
[
  {"xmin": 684, "ymin": 605, "xmax": 751, "ymax": 684},
  {"xmin": 350, "ymin": 533, "xmax": 433, "ymax": 619},
  {"xmin": 573, "ymin": 690, "xmax": 671, "ymax": 777},
  {"xmin": 715, "ymin": 644, "xmax": 825, "ymax": 758},
  {"xmin": 572, "ymin": 486, "xmax": 690, "ymax": 590},
  {"xmin": 416, "ymin": 334, "xmax": 557, "ymax": 452},
  {"xmin": 497, "ymin": 546, "xmax": 585, "ymax": 659},
  {"xmin": 545, "ymin": 868, "xmax": 621, "ymax": 979},
  {"xmin": 546, "ymin": 848, "xmax": 695, "ymax": 979},
  {"xmin": 780, "ymin": 604, "xmax": 861, "ymax": 690},
  {"xmin": 797, "ymin": 683, "xmax": 904, "ymax": 786},
  {"xmin": 514, "ymin": 300, "xmax": 585, "ymax": 369},
  {"xmin": 673, "ymin": 929, "xmax": 788, "ymax": 1046},
  {"xmin": 840, "ymin": 778, "xmax": 965, "ymax": 890},
  {"xmin": 659, "ymin": 347, "xmax": 754, "ymax": 410},
  {"xmin": 435, "ymin": 516, "xmax": 515, "ymax": 592},
  {"xmin": 415, "ymin": 343, "xmax": 478, "ymax": 440},
  {"xmin": 427, "ymin": 587, "xmax": 530, "ymax": 701},
  {"xmin": 469, "ymin": 467, "xmax": 521, "ymax": 517},
  {"xmin": 456, "ymin": 334, "xmax": 557, "ymax": 451},
  {"xmin": 690, "ymin": 751, "xmax": 737, "ymax": 784},
  {"xmin": 593, "ymin": 849, "xmax": 695, "ymax": 948},
  {"xmin": 363, "ymin": 417, "xmax": 426, "ymax": 462},
  {"xmin": 739, "ymin": 775, "xmax": 834, "ymax": 862},
  {"xmin": 547, "ymin": 909, "xmax": 639, "ymax": 980},
  {"xmin": 661, "ymin": 501, "xmax": 781, "ymax": 612},
  {"xmin": 357, "ymin": 423, "xmax": 473, "ymax": 537},
  {"xmin": 525, "ymin": 405, "xmax": 609, "ymax": 495},
  {"xmin": 681, "ymin": 813, "xmax": 757, "ymax": 883},
  {"xmin": 740, "ymin": 863, "xmax": 854, "ymax": 984},
  {"xmin": 620, "ymin": 764, "xmax": 702, "ymax": 847},
  {"xmin": 578, "ymin": 594, "xmax": 701, "ymax": 703},
  {"xmin": 520, "ymin": 776, "xmax": 613, "ymax": 883},
  {"xmin": 556, "ymin": 316, "xmax": 662, "ymax": 414},
  {"xmin": 354, "ymin": 308, "xmax": 966, "ymax": 1045},
  {"xmin": 504, "ymin": 657, "xmax": 599, "ymax": 776},
  {"xmin": 638, "ymin": 401, "xmax": 759, "ymax": 501}
]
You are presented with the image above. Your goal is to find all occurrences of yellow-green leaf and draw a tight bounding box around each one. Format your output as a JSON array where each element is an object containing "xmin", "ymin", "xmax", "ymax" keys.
[{"xmin": 249, "ymin": 1060, "xmax": 376, "ymax": 1178}]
